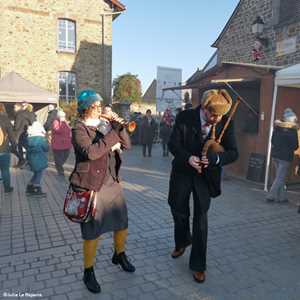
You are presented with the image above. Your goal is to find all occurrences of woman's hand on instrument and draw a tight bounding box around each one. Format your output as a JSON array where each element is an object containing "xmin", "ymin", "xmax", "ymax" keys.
[
  {"xmin": 111, "ymin": 120, "xmax": 124, "ymax": 132},
  {"xmin": 111, "ymin": 142, "xmax": 122, "ymax": 152},
  {"xmin": 188, "ymin": 156, "xmax": 202, "ymax": 173},
  {"xmin": 110, "ymin": 112, "xmax": 122, "ymax": 122}
]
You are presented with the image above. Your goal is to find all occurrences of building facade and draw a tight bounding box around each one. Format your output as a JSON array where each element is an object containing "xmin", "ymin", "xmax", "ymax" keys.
[
  {"xmin": 185, "ymin": 0, "xmax": 300, "ymax": 182},
  {"xmin": 213, "ymin": 0, "xmax": 300, "ymax": 66},
  {"xmin": 0, "ymin": 0, "xmax": 125, "ymax": 103}
]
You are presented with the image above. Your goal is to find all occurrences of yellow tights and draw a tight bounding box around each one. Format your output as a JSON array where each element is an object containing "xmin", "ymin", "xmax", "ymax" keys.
[{"xmin": 83, "ymin": 229, "xmax": 128, "ymax": 269}]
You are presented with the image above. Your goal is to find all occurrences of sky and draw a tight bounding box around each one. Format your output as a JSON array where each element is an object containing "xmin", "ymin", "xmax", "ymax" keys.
[{"xmin": 112, "ymin": 0, "xmax": 240, "ymax": 93}]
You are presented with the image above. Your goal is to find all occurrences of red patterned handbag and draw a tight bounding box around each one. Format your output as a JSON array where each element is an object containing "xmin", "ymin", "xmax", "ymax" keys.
[{"xmin": 63, "ymin": 186, "xmax": 96, "ymax": 223}]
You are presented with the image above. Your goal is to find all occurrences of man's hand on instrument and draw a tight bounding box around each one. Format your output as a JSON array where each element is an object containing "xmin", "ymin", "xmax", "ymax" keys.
[
  {"xmin": 188, "ymin": 156, "xmax": 202, "ymax": 173},
  {"xmin": 200, "ymin": 156, "xmax": 209, "ymax": 168}
]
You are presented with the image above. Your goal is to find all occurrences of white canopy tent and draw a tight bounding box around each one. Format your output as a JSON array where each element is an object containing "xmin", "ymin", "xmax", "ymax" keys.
[
  {"xmin": 0, "ymin": 72, "xmax": 57, "ymax": 103},
  {"xmin": 0, "ymin": 72, "xmax": 58, "ymax": 123},
  {"xmin": 264, "ymin": 64, "xmax": 300, "ymax": 191}
]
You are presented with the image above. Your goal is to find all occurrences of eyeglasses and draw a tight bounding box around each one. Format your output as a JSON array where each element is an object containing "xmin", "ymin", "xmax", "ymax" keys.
[{"xmin": 91, "ymin": 104, "xmax": 102, "ymax": 110}]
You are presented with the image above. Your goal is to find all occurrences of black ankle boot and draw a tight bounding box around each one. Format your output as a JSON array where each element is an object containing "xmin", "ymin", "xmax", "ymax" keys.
[
  {"xmin": 26, "ymin": 184, "xmax": 34, "ymax": 194},
  {"xmin": 112, "ymin": 252, "xmax": 136, "ymax": 273},
  {"xmin": 83, "ymin": 267, "xmax": 101, "ymax": 293},
  {"xmin": 29, "ymin": 186, "xmax": 46, "ymax": 196}
]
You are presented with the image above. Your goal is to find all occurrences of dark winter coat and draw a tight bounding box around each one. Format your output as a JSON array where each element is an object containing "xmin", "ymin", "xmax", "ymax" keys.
[
  {"xmin": 44, "ymin": 109, "xmax": 58, "ymax": 132},
  {"xmin": 0, "ymin": 112, "xmax": 16, "ymax": 153},
  {"xmin": 271, "ymin": 124, "xmax": 299, "ymax": 162},
  {"xmin": 69, "ymin": 121, "xmax": 131, "ymax": 192},
  {"xmin": 168, "ymin": 105, "xmax": 238, "ymax": 205},
  {"xmin": 140, "ymin": 117, "xmax": 157, "ymax": 144},
  {"xmin": 14, "ymin": 110, "xmax": 36, "ymax": 140},
  {"xmin": 160, "ymin": 121, "xmax": 172, "ymax": 144}
]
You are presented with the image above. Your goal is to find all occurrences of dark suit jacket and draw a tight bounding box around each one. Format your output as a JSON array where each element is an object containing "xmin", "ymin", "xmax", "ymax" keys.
[{"xmin": 168, "ymin": 105, "xmax": 238, "ymax": 198}]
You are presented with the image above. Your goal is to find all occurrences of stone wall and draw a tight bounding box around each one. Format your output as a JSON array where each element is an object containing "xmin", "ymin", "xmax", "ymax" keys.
[
  {"xmin": 216, "ymin": 0, "xmax": 300, "ymax": 66},
  {"xmin": 0, "ymin": 0, "xmax": 114, "ymax": 102}
]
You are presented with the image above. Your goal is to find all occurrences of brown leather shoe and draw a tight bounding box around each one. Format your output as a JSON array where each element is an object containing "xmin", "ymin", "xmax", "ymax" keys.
[
  {"xmin": 171, "ymin": 242, "xmax": 191, "ymax": 259},
  {"xmin": 171, "ymin": 247, "xmax": 186, "ymax": 258},
  {"xmin": 193, "ymin": 271, "xmax": 206, "ymax": 283}
]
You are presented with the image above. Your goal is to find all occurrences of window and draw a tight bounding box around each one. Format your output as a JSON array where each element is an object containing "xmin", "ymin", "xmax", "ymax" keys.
[
  {"xmin": 279, "ymin": 0, "xmax": 300, "ymax": 23},
  {"xmin": 58, "ymin": 19, "xmax": 76, "ymax": 52},
  {"xmin": 59, "ymin": 72, "xmax": 76, "ymax": 102}
]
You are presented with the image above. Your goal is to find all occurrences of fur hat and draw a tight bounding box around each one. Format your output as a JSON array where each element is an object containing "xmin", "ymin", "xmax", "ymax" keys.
[
  {"xmin": 283, "ymin": 108, "xmax": 297, "ymax": 123},
  {"xmin": 201, "ymin": 89, "xmax": 232, "ymax": 115},
  {"xmin": 77, "ymin": 89, "xmax": 103, "ymax": 113}
]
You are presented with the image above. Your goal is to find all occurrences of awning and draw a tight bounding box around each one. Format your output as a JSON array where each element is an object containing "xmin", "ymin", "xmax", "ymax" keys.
[
  {"xmin": 264, "ymin": 63, "xmax": 300, "ymax": 191},
  {"xmin": 0, "ymin": 72, "xmax": 58, "ymax": 104},
  {"xmin": 163, "ymin": 79, "xmax": 260, "ymax": 92}
]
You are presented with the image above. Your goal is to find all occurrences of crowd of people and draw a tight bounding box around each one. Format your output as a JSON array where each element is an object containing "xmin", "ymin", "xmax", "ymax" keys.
[
  {"xmin": 0, "ymin": 99, "xmax": 189, "ymax": 195},
  {"xmin": 0, "ymin": 89, "xmax": 299, "ymax": 294},
  {"xmin": 0, "ymin": 102, "xmax": 72, "ymax": 195},
  {"xmin": 138, "ymin": 103, "xmax": 193, "ymax": 158}
]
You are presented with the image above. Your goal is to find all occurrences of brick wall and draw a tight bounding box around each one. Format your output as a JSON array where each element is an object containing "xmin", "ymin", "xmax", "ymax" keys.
[
  {"xmin": 216, "ymin": 0, "xmax": 300, "ymax": 67},
  {"xmin": 0, "ymin": 0, "xmax": 114, "ymax": 102}
]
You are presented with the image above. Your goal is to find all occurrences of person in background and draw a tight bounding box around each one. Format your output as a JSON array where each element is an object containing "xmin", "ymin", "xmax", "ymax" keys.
[
  {"xmin": 140, "ymin": 109, "xmax": 157, "ymax": 157},
  {"xmin": 160, "ymin": 108, "xmax": 173, "ymax": 157},
  {"xmin": 51, "ymin": 110, "xmax": 72, "ymax": 176},
  {"xmin": 266, "ymin": 108, "xmax": 299, "ymax": 203},
  {"xmin": 44, "ymin": 104, "xmax": 58, "ymax": 132},
  {"xmin": 70, "ymin": 90, "xmax": 135, "ymax": 294},
  {"xmin": 175, "ymin": 107, "xmax": 182, "ymax": 116},
  {"xmin": 102, "ymin": 104, "xmax": 113, "ymax": 118},
  {"xmin": 184, "ymin": 103, "xmax": 193, "ymax": 110},
  {"xmin": 26, "ymin": 121, "xmax": 49, "ymax": 196},
  {"xmin": 0, "ymin": 103, "xmax": 16, "ymax": 193},
  {"xmin": 13, "ymin": 102, "xmax": 36, "ymax": 168}
]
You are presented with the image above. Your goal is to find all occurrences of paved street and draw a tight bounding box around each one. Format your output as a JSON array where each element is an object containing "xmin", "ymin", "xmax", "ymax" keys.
[{"xmin": 1, "ymin": 145, "xmax": 300, "ymax": 300}]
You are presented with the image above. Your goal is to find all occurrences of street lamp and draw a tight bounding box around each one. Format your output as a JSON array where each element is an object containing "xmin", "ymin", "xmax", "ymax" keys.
[{"xmin": 251, "ymin": 16, "xmax": 268, "ymax": 47}]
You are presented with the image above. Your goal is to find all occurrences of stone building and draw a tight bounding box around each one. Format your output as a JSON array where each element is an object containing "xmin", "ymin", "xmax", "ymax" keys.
[
  {"xmin": 170, "ymin": 0, "xmax": 300, "ymax": 182},
  {"xmin": 213, "ymin": 0, "xmax": 300, "ymax": 66},
  {"xmin": 0, "ymin": 0, "xmax": 125, "ymax": 103}
]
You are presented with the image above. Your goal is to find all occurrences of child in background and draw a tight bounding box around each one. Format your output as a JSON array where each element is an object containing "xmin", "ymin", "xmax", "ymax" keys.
[{"xmin": 26, "ymin": 121, "xmax": 49, "ymax": 196}]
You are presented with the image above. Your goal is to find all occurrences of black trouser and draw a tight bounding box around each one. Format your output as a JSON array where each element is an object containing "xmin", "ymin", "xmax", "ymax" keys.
[
  {"xmin": 53, "ymin": 149, "xmax": 70, "ymax": 175},
  {"xmin": 162, "ymin": 143, "xmax": 169, "ymax": 156},
  {"xmin": 169, "ymin": 172, "xmax": 209, "ymax": 272},
  {"xmin": 16, "ymin": 132, "xmax": 27, "ymax": 163},
  {"xmin": 142, "ymin": 143, "xmax": 152, "ymax": 157}
]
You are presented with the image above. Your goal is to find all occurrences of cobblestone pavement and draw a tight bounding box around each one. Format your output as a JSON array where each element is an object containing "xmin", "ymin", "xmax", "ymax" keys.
[{"xmin": 1, "ymin": 145, "xmax": 300, "ymax": 300}]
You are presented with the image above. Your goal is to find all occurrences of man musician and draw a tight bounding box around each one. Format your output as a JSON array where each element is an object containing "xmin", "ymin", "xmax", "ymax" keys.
[{"xmin": 168, "ymin": 89, "xmax": 238, "ymax": 283}]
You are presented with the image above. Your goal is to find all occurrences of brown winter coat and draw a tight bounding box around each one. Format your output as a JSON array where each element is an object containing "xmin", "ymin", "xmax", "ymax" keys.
[{"xmin": 69, "ymin": 120, "xmax": 131, "ymax": 191}]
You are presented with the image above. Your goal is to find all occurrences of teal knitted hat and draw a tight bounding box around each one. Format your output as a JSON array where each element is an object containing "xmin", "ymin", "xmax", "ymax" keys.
[{"xmin": 77, "ymin": 89, "xmax": 103, "ymax": 113}]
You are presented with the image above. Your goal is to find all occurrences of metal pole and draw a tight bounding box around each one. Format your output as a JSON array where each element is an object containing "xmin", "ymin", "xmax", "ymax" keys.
[
  {"xmin": 264, "ymin": 83, "xmax": 278, "ymax": 191},
  {"xmin": 224, "ymin": 82, "xmax": 258, "ymax": 116}
]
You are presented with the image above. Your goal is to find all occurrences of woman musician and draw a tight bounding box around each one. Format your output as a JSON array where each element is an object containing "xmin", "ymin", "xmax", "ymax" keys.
[{"xmin": 69, "ymin": 89, "xmax": 135, "ymax": 294}]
